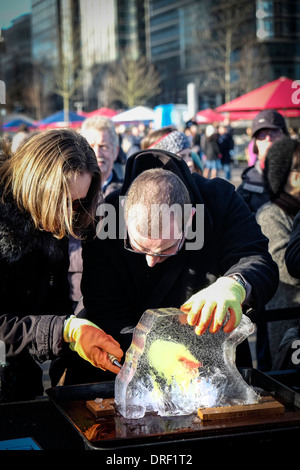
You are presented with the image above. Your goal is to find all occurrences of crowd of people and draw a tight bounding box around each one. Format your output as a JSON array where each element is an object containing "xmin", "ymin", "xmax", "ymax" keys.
[
  {"xmin": 0, "ymin": 108, "xmax": 299, "ymax": 401},
  {"xmin": 116, "ymin": 120, "xmax": 235, "ymax": 181}
]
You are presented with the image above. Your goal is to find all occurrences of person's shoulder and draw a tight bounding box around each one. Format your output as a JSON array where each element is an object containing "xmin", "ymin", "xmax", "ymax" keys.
[
  {"xmin": 257, "ymin": 201, "xmax": 286, "ymax": 224},
  {"xmin": 241, "ymin": 164, "xmax": 259, "ymax": 179},
  {"xmin": 192, "ymin": 174, "xmax": 235, "ymax": 201}
]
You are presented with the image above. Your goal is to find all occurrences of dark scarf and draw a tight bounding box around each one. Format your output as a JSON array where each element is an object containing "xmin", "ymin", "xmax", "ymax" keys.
[{"xmin": 274, "ymin": 191, "xmax": 300, "ymax": 218}]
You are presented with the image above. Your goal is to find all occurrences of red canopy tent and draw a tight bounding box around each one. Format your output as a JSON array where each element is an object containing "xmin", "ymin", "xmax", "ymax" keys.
[
  {"xmin": 216, "ymin": 77, "xmax": 300, "ymax": 117},
  {"xmin": 196, "ymin": 108, "xmax": 225, "ymax": 124},
  {"xmin": 86, "ymin": 107, "xmax": 117, "ymax": 118}
]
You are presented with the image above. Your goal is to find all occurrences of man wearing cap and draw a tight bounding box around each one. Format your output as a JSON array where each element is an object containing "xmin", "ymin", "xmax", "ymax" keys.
[
  {"xmin": 256, "ymin": 136, "xmax": 300, "ymax": 369},
  {"xmin": 237, "ymin": 110, "xmax": 289, "ymax": 213}
]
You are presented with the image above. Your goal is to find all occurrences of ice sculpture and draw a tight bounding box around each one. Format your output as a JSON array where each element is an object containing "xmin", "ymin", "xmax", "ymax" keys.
[{"xmin": 115, "ymin": 308, "xmax": 258, "ymax": 419}]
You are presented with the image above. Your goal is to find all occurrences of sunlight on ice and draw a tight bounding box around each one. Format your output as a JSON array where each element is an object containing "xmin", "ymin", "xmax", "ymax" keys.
[{"xmin": 115, "ymin": 308, "xmax": 258, "ymax": 419}]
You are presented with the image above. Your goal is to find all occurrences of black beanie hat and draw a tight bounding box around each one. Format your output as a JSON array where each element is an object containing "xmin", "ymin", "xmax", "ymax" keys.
[
  {"xmin": 264, "ymin": 136, "xmax": 298, "ymax": 200},
  {"xmin": 252, "ymin": 109, "xmax": 289, "ymax": 138}
]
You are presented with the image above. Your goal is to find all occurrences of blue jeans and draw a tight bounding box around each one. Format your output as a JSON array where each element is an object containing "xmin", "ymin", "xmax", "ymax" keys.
[{"xmin": 222, "ymin": 163, "xmax": 231, "ymax": 180}]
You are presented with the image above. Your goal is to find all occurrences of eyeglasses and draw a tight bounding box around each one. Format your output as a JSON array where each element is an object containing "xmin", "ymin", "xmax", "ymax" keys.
[
  {"xmin": 256, "ymin": 129, "xmax": 283, "ymax": 141},
  {"xmin": 72, "ymin": 197, "xmax": 89, "ymax": 212},
  {"xmin": 124, "ymin": 228, "xmax": 185, "ymax": 258}
]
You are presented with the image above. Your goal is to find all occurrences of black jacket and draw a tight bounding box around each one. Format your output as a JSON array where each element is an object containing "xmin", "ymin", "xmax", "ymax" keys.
[
  {"xmin": 204, "ymin": 135, "xmax": 220, "ymax": 161},
  {"xmin": 0, "ymin": 190, "xmax": 73, "ymax": 400},
  {"xmin": 236, "ymin": 163, "xmax": 270, "ymax": 213},
  {"xmin": 218, "ymin": 132, "xmax": 234, "ymax": 164},
  {"xmin": 70, "ymin": 149, "xmax": 279, "ymax": 384}
]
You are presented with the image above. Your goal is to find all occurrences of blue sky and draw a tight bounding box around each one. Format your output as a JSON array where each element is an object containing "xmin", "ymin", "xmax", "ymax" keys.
[{"xmin": 0, "ymin": 0, "xmax": 31, "ymax": 29}]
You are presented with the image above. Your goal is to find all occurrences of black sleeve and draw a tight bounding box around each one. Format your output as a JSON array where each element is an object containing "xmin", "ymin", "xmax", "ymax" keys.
[
  {"xmin": 285, "ymin": 211, "xmax": 300, "ymax": 279},
  {"xmin": 0, "ymin": 314, "xmax": 66, "ymax": 362},
  {"xmin": 219, "ymin": 188, "xmax": 279, "ymax": 312}
]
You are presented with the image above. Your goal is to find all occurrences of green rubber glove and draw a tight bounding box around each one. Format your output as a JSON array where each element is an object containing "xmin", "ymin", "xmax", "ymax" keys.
[
  {"xmin": 180, "ymin": 277, "xmax": 246, "ymax": 335},
  {"xmin": 63, "ymin": 316, "xmax": 123, "ymax": 374}
]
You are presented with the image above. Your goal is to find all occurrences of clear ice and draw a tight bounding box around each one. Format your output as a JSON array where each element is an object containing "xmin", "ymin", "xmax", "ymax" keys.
[{"xmin": 115, "ymin": 308, "xmax": 259, "ymax": 419}]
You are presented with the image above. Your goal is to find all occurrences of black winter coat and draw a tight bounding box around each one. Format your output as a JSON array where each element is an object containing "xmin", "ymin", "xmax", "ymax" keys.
[
  {"xmin": 0, "ymin": 190, "xmax": 73, "ymax": 400},
  {"xmin": 236, "ymin": 163, "xmax": 270, "ymax": 213},
  {"xmin": 204, "ymin": 135, "xmax": 220, "ymax": 161},
  {"xmin": 64, "ymin": 149, "xmax": 279, "ymax": 385}
]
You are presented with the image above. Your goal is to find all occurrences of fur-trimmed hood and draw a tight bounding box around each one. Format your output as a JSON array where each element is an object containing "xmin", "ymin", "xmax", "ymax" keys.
[{"xmin": 0, "ymin": 188, "xmax": 66, "ymax": 264}]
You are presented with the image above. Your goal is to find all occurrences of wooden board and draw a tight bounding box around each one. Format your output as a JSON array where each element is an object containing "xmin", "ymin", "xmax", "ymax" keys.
[
  {"xmin": 198, "ymin": 396, "xmax": 285, "ymax": 421},
  {"xmin": 86, "ymin": 398, "xmax": 115, "ymax": 418}
]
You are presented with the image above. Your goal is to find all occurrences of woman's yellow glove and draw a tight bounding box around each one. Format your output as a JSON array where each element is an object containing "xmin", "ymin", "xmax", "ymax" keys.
[
  {"xmin": 180, "ymin": 277, "xmax": 246, "ymax": 335},
  {"xmin": 63, "ymin": 316, "xmax": 123, "ymax": 374}
]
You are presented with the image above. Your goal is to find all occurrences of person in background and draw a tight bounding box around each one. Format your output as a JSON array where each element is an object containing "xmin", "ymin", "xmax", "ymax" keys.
[
  {"xmin": 218, "ymin": 125, "xmax": 234, "ymax": 181},
  {"xmin": 245, "ymin": 127, "xmax": 257, "ymax": 167},
  {"xmin": 237, "ymin": 110, "xmax": 289, "ymax": 213},
  {"xmin": 0, "ymin": 129, "xmax": 122, "ymax": 401},
  {"xmin": 121, "ymin": 126, "xmax": 142, "ymax": 158},
  {"xmin": 272, "ymin": 209, "xmax": 300, "ymax": 371},
  {"xmin": 202, "ymin": 124, "xmax": 221, "ymax": 179},
  {"xmin": 0, "ymin": 133, "xmax": 12, "ymax": 156},
  {"xmin": 141, "ymin": 125, "xmax": 203, "ymax": 174},
  {"xmin": 237, "ymin": 110, "xmax": 289, "ymax": 370},
  {"xmin": 187, "ymin": 122, "xmax": 202, "ymax": 157},
  {"xmin": 68, "ymin": 116, "xmax": 124, "ymax": 306},
  {"xmin": 81, "ymin": 116, "xmax": 123, "ymax": 194},
  {"xmin": 11, "ymin": 123, "xmax": 30, "ymax": 153},
  {"xmin": 289, "ymin": 127, "xmax": 299, "ymax": 140},
  {"xmin": 256, "ymin": 137, "xmax": 300, "ymax": 369}
]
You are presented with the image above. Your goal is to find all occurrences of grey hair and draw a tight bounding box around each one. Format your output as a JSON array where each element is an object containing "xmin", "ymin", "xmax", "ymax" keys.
[{"xmin": 81, "ymin": 116, "xmax": 119, "ymax": 150}]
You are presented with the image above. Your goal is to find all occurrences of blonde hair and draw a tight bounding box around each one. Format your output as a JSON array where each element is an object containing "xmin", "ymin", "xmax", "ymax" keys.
[{"xmin": 0, "ymin": 128, "xmax": 101, "ymax": 239}]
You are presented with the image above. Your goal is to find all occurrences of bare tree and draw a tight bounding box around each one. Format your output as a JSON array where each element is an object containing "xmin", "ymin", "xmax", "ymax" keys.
[
  {"xmin": 51, "ymin": 56, "xmax": 83, "ymax": 122},
  {"xmin": 103, "ymin": 55, "xmax": 161, "ymax": 108},
  {"xmin": 23, "ymin": 62, "xmax": 45, "ymax": 120},
  {"xmin": 237, "ymin": 40, "xmax": 271, "ymax": 94},
  {"xmin": 196, "ymin": 0, "xmax": 255, "ymax": 102},
  {"xmin": 44, "ymin": 4, "xmax": 83, "ymax": 123}
]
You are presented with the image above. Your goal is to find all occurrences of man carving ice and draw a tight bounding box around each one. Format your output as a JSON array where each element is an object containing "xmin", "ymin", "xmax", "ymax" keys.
[{"xmin": 63, "ymin": 149, "xmax": 279, "ymax": 385}]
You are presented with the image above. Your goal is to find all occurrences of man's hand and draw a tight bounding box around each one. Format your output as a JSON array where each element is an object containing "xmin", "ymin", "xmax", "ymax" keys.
[
  {"xmin": 63, "ymin": 316, "xmax": 123, "ymax": 374},
  {"xmin": 180, "ymin": 277, "xmax": 246, "ymax": 335}
]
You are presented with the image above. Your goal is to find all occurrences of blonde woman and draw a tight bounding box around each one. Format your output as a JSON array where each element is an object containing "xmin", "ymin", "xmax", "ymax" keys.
[{"xmin": 0, "ymin": 129, "xmax": 122, "ymax": 402}]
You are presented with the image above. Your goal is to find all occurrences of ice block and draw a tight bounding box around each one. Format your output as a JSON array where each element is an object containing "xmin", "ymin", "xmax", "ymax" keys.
[{"xmin": 115, "ymin": 308, "xmax": 258, "ymax": 419}]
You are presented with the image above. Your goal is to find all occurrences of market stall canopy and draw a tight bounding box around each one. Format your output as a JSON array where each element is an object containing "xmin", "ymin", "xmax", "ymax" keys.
[
  {"xmin": 86, "ymin": 107, "xmax": 117, "ymax": 118},
  {"xmin": 37, "ymin": 110, "xmax": 86, "ymax": 129},
  {"xmin": 112, "ymin": 106, "xmax": 154, "ymax": 124},
  {"xmin": 227, "ymin": 109, "xmax": 300, "ymax": 120},
  {"xmin": 2, "ymin": 118, "xmax": 37, "ymax": 132},
  {"xmin": 196, "ymin": 108, "xmax": 225, "ymax": 124},
  {"xmin": 216, "ymin": 77, "xmax": 300, "ymax": 113}
]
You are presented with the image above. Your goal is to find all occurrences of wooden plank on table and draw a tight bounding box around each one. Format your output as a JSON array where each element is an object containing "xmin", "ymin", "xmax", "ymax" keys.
[
  {"xmin": 198, "ymin": 397, "xmax": 285, "ymax": 421},
  {"xmin": 86, "ymin": 398, "xmax": 115, "ymax": 418}
]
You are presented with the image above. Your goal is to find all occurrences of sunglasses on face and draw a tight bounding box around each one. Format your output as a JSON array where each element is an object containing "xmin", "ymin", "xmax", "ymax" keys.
[
  {"xmin": 256, "ymin": 129, "xmax": 283, "ymax": 141},
  {"xmin": 124, "ymin": 228, "xmax": 185, "ymax": 258},
  {"xmin": 72, "ymin": 197, "xmax": 89, "ymax": 212}
]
